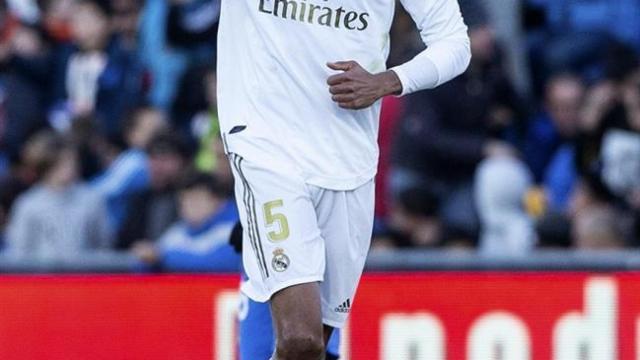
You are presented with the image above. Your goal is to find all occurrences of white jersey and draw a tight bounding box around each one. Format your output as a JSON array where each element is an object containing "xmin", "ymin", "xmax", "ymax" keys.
[{"xmin": 217, "ymin": 0, "xmax": 470, "ymax": 190}]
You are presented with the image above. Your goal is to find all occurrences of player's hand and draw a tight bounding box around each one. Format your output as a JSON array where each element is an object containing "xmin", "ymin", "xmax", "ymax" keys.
[{"xmin": 327, "ymin": 61, "xmax": 402, "ymax": 110}]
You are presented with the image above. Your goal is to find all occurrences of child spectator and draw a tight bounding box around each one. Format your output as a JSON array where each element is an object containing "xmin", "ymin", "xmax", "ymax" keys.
[
  {"xmin": 373, "ymin": 188, "xmax": 442, "ymax": 250},
  {"xmin": 51, "ymin": 0, "xmax": 146, "ymax": 138},
  {"xmin": 5, "ymin": 131, "xmax": 112, "ymax": 260},
  {"xmin": 133, "ymin": 171, "xmax": 239, "ymax": 272},
  {"xmin": 475, "ymin": 157, "xmax": 537, "ymax": 256}
]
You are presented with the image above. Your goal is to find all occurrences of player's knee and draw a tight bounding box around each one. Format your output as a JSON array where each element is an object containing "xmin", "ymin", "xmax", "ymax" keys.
[{"xmin": 276, "ymin": 333, "xmax": 325, "ymax": 359}]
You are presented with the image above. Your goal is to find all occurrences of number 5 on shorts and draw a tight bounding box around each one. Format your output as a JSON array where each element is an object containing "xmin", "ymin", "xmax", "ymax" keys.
[{"xmin": 264, "ymin": 200, "xmax": 290, "ymax": 242}]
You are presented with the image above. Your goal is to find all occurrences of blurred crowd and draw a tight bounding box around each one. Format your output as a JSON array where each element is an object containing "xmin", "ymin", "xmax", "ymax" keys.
[{"xmin": 0, "ymin": 0, "xmax": 638, "ymax": 270}]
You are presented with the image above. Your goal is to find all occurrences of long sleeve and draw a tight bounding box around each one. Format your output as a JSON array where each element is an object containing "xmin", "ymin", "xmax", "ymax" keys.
[
  {"xmin": 403, "ymin": 96, "xmax": 485, "ymax": 164},
  {"xmin": 92, "ymin": 151, "xmax": 149, "ymax": 199},
  {"xmin": 391, "ymin": 0, "xmax": 471, "ymax": 95}
]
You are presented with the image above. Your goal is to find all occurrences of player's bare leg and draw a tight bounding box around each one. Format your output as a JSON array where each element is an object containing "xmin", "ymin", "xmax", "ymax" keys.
[{"xmin": 270, "ymin": 283, "xmax": 325, "ymax": 360}]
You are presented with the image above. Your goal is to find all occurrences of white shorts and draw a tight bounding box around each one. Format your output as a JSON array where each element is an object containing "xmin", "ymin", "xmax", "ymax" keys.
[{"xmin": 229, "ymin": 153, "xmax": 374, "ymax": 328}]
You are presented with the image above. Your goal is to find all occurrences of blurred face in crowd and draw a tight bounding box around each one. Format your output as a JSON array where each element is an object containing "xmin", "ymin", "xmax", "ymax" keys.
[
  {"xmin": 111, "ymin": 0, "xmax": 141, "ymax": 40},
  {"xmin": 149, "ymin": 152, "xmax": 185, "ymax": 190},
  {"xmin": 388, "ymin": 204, "xmax": 441, "ymax": 247},
  {"xmin": 178, "ymin": 187, "xmax": 222, "ymax": 227},
  {"xmin": 546, "ymin": 76, "xmax": 584, "ymax": 137},
  {"xmin": 127, "ymin": 109, "xmax": 166, "ymax": 149},
  {"xmin": 44, "ymin": 0, "xmax": 76, "ymax": 19},
  {"xmin": 11, "ymin": 25, "xmax": 45, "ymax": 57},
  {"xmin": 572, "ymin": 207, "xmax": 624, "ymax": 250},
  {"xmin": 71, "ymin": 1, "xmax": 110, "ymax": 51},
  {"xmin": 469, "ymin": 25, "xmax": 495, "ymax": 64},
  {"xmin": 44, "ymin": 149, "xmax": 79, "ymax": 188},
  {"xmin": 42, "ymin": 0, "xmax": 75, "ymax": 40},
  {"xmin": 568, "ymin": 181, "xmax": 603, "ymax": 219}
]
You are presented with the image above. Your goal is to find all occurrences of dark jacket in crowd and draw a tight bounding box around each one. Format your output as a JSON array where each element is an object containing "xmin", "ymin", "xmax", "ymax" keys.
[
  {"xmin": 1, "ymin": 53, "xmax": 51, "ymax": 161},
  {"xmin": 116, "ymin": 188, "xmax": 179, "ymax": 249},
  {"xmin": 392, "ymin": 63, "xmax": 523, "ymax": 183}
]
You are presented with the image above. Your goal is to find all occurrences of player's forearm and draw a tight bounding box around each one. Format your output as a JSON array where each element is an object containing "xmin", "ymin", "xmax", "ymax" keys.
[{"xmin": 390, "ymin": 37, "xmax": 471, "ymax": 96}]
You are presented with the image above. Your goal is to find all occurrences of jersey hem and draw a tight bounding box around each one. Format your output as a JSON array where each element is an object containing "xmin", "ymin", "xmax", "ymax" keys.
[
  {"xmin": 322, "ymin": 317, "xmax": 347, "ymax": 329},
  {"xmin": 241, "ymin": 276, "xmax": 325, "ymax": 303},
  {"xmin": 304, "ymin": 166, "xmax": 377, "ymax": 191},
  {"xmin": 225, "ymin": 140, "xmax": 378, "ymax": 191}
]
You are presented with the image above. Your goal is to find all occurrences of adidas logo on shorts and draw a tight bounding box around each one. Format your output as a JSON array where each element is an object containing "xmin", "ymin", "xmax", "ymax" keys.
[{"xmin": 334, "ymin": 299, "xmax": 351, "ymax": 313}]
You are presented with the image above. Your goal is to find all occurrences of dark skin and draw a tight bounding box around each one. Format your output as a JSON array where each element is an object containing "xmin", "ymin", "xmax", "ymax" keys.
[
  {"xmin": 270, "ymin": 283, "xmax": 329, "ymax": 360},
  {"xmin": 327, "ymin": 61, "xmax": 403, "ymax": 110}
]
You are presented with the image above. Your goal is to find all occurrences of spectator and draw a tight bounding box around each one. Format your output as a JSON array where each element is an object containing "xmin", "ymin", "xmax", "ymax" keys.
[
  {"xmin": 139, "ymin": 0, "xmax": 218, "ymax": 111},
  {"xmin": 133, "ymin": 171, "xmax": 239, "ymax": 272},
  {"xmin": 475, "ymin": 157, "xmax": 536, "ymax": 256},
  {"xmin": 172, "ymin": 64, "xmax": 214, "ymax": 152},
  {"xmin": 527, "ymin": 0, "xmax": 640, "ymax": 88},
  {"xmin": 528, "ymin": 74, "xmax": 585, "ymax": 212},
  {"xmin": 166, "ymin": 0, "xmax": 218, "ymax": 57},
  {"xmin": 5, "ymin": 131, "xmax": 112, "ymax": 260},
  {"xmin": 192, "ymin": 68, "xmax": 219, "ymax": 171},
  {"xmin": 391, "ymin": 1, "xmax": 524, "ymax": 240},
  {"xmin": 573, "ymin": 206, "xmax": 626, "ymax": 250},
  {"xmin": 373, "ymin": 188, "xmax": 442, "ymax": 251},
  {"xmin": 40, "ymin": 0, "xmax": 75, "ymax": 43},
  {"xmin": 6, "ymin": 0, "xmax": 40, "ymax": 25},
  {"xmin": 529, "ymin": 0, "xmax": 640, "ymax": 52},
  {"xmin": 537, "ymin": 175, "xmax": 617, "ymax": 249},
  {"xmin": 50, "ymin": 0, "xmax": 146, "ymax": 138},
  {"xmin": 179, "ymin": 67, "xmax": 234, "ymax": 195},
  {"xmin": 482, "ymin": 0, "xmax": 532, "ymax": 98},
  {"xmin": 92, "ymin": 106, "xmax": 166, "ymax": 231},
  {"xmin": 110, "ymin": 0, "xmax": 142, "ymax": 50},
  {"xmin": 0, "ymin": 22, "xmax": 51, "ymax": 162},
  {"xmin": 571, "ymin": 47, "xmax": 640, "ymax": 236},
  {"xmin": 117, "ymin": 132, "xmax": 189, "ymax": 250},
  {"xmin": 524, "ymin": 74, "xmax": 585, "ymax": 182}
]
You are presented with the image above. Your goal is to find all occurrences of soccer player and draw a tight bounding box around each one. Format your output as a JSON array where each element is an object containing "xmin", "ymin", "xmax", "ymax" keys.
[{"xmin": 217, "ymin": 1, "xmax": 471, "ymax": 358}]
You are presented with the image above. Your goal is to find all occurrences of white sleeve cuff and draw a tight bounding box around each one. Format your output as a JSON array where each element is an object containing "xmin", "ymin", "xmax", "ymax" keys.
[
  {"xmin": 389, "ymin": 37, "xmax": 471, "ymax": 96},
  {"xmin": 390, "ymin": 56, "xmax": 439, "ymax": 97}
]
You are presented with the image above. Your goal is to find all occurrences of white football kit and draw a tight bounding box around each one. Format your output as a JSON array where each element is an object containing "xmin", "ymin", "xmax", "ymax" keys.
[{"xmin": 218, "ymin": 0, "xmax": 470, "ymax": 327}]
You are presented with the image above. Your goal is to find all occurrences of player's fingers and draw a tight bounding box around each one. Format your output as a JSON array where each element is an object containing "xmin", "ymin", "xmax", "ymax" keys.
[
  {"xmin": 327, "ymin": 61, "xmax": 355, "ymax": 71},
  {"xmin": 329, "ymin": 84, "xmax": 354, "ymax": 95},
  {"xmin": 338, "ymin": 101, "xmax": 358, "ymax": 110},
  {"xmin": 332, "ymin": 93, "xmax": 356, "ymax": 103},
  {"xmin": 327, "ymin": 73, "xmax": 350, "ymax": 86}
]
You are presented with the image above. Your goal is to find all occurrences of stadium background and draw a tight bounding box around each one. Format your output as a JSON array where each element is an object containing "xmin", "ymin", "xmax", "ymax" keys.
[{"xmin": 0, "ymin": 0, "xmax": 639, "ymax": 359}]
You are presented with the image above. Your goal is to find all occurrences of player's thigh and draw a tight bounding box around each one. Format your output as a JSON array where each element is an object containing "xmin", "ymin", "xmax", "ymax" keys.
[
  {"xmin": 229, "ymin": 153, "xmax": 326, "ymax": 301},
  {"xmin": 316, "ymin": 180, "xmax": 375, "ymax": 328}
]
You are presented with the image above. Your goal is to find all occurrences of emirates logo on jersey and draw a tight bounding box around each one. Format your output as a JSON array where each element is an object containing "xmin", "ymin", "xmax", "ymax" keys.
[{"xmin": 259, "ymin": 0, "xmax": 370, "ymax": 31}]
